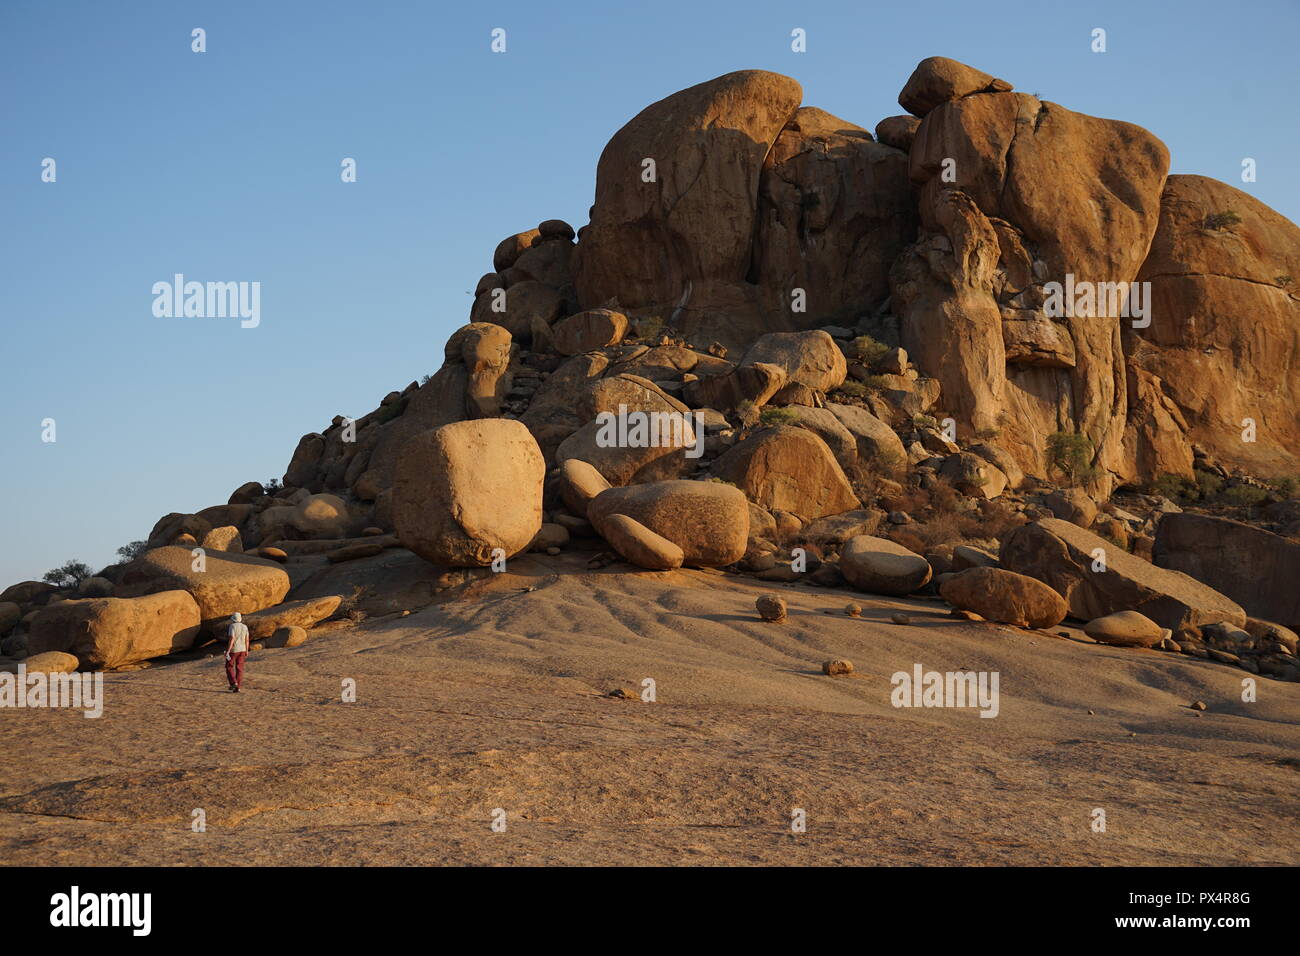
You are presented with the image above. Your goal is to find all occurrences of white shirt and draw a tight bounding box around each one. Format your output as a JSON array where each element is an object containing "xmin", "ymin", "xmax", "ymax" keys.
[{"xmin": 228, "ymin": 621, "xmax": 250, "ymax": 653}]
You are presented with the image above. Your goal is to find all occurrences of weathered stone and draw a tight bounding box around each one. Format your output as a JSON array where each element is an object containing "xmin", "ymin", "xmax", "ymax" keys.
[
  {"xmin": 587, "ymin": 480, "xmax": 749, "ymax": 567},
  {"xmin": 118, "ymin": 548, "xmax": 290, "ymax": 622},
  {"xmin": 1000, "ymin": 518, "xmax": 1245, "ymax": 631},
  {"xmin": 241, "ymin": 596, "xmax": 342, "ymax": 640},
  {"xmin": 1153, "ymin": 513, "xmax": 1300, "ymax": 630},
  {"xmin": 840, "ymin": 535, "xmax": 932, "ymax": 595},
  {"xmin": 393, "ymin": 419, "xmax": 545, "ymax": 567},
  {"xmin": 1084, "ymin": 610, "xmax": 1164, "ymax": 648},
  {"xmin": 939, "ymin": 566, "xmax": 1068, "ymax": 628},
  {"xmin": 27, "ymin": 590, "xmax": 202, "ymax": 669},
  {"xmin": 711, "ymin": 426, "xmax": 858, "ymax": 520}
]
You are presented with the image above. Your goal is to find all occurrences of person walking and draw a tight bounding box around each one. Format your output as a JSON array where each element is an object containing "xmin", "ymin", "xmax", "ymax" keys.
[{"xmin": 225, "ymin": 612, "xmax": 250, "ymax": 692}]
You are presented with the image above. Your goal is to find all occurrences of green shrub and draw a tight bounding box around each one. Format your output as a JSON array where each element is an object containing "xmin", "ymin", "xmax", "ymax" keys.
[
  {"xmin": 850, "ymin": 335, "xmax": 891, "ymax": 368},
  {"xmin": 1203, "ymin": 210, "xmax": 1242, "ymax": 230},
  {"xmin": 1222, "ymin": 484, "xmax": 1268, "ymax": 507},
  {"xmin": 1045, "ymin": 431, "xmax": 1096, "ymax": 485},
  {"xmin": 835, "ymin": 381, "xmax": 869, "ymax": 400},
  {"xmin": 912, "ymin": 414, "xmax": 939, "ymax": 431},
  {"xmin": 1194, "ymin": 471, "xmax": 1224, "ymax": 499},
  {"xmin": 759, "ymin": 407, "xmax": 801, "ymax": 426},
  {"xmin": 1271, "ymin": 475, "xmax": 1300, "ymax": 498},
  {"xmin": 1149, "ymin": 473, "xmax": 1192, "ymax": 500}
]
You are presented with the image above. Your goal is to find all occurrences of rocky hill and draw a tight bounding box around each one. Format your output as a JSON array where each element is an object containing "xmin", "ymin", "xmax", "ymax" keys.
[{"xmin": 3, "ymin": 56, "xmax": 1298, "ymax": 688}]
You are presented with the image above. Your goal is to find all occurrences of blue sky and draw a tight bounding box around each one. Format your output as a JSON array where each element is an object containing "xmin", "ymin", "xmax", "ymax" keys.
[{"xmin": 2, "ymin": 0, "xmax": 1297, "ymax": 586}]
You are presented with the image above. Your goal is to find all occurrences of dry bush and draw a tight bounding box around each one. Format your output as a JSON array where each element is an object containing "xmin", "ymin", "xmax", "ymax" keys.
[{"xmin": 956, "ymin": 498, "xmax": 1025, "ymax": 542}]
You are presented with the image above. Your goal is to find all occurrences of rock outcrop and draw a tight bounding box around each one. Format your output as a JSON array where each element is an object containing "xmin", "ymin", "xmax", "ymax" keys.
[
  {"xmin": 892, "ymin": 58, "xmax": 1171, "ymax": 489},
  {"xmin": 118, "ymin": 547, "xmax": 290, "ymax": 622},
  {"xmin": 28, "ymin": 591, "xmax": 202, "ymax": 669},
  {"xmin": 587, "ymin": 480, "xmax": 749, "ymax": 567},
  {"xmin": 573, "ymin": 70, "xmax": 803, "ymax": 349},
  {"xmin": 1153, "ymin": 513, "xmax": 1300, "ymax": 630},
  {"xmin": 1001, "ymin": 518, "xmax": 1245, "ymax": 631},
  {"xmin": 1128, "ymin": 175, "xmax": 1300, "ymax": 478}
]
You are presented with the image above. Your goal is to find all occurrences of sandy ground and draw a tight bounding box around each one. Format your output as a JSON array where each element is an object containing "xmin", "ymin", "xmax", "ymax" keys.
[{"xmin": 2, "ymin": 552, "xmax": 1297, "ymax": 866}]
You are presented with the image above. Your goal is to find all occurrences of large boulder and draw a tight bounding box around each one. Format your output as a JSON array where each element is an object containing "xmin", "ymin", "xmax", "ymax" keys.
[
  {"xmin": 898, "ymin": 56, "xmax": 1013, "ymax": 118},
  {"xmin": 751, "ymin": 107, "xmax": 916, "ymax": 323},
  {"xmin": 1127, "ymin": 175, "xmax": 1300, "ymax": 477},
  {"xmin": 449, "ymin": 321, "xmax": 513, "ymax": 419},
  {"xmin": 0, "ymin": 602, "xmax": 20, "ymax": 635},
  {"xmin": 572, "ymin": 70, "xmax": 802, "ymax": 324},
  {"xmin": 117, "ymin": 547, "xmax": 291, "ymax": 622},
  {"xmin": 741, "ymin": 330, "xmax": 847, "ymax": 392},
  {"xmin": 826, "ymin": 403, "xmax": 906, "ymax": 468},
  {"xmin": 939, "ymin": 567, "xmax": 1067, "ymax": 628},
  {"xmin": 598, "ymin": 514, "xmax": 685, "ymax": 571},
  {"xmin": 787, "ymin": 406, "xmax": 858, "ymax": 471},
  {"xmin": 520, "ymin": 352, "xmax": 610, "ymax": 457},
  {"xmin": 587, "ymin": 480, "xmax": 749, "ymax": 567},
  {"xmin": 1153, "ymin": 513, "xmax": 1300, "ymax": 630},
  {"xmin": 0, "ymin": 581, "xmax": 56, "ymax": 606},
  {"xmin": 550, "ymin": 309, "xmax": 628, "ymax": 356},
  {"xmin": 469, "ymin": 279, "xmax": 562, "ymax": 343},
  {"xmin": 1000, "ymin": 518, "xmax": 1246, "ymax": 631},
  {"xmin": 27, "ymin": 590, "xmax": 202, "ymax": 669},
  {"xmin": 555, "ymin": 417, "xmax": 694, "ymax": 487},
  {"xmin": 393, "ymin": 419, "xmax": 545, "ymax": 567},
  {"xmin": 240, "ymin": 596, "xmax": 343, "ymax": 640},
  {"xmin": 146, "ymin": 512, "xmax": 214, "ymax": 549},
  {"xmin": 291, "ymin": 494, "xmax": 355, "ymax": 539},
  {"xmin": 840, "ymin": 535, "xmax": 932, "ymax": 595},
  {"xmin": 711, "ymin": 425, "xmax": 858, "ymax": 520},
  {"xmin": 1083, "ymin": 610, "xmax": 1164, "ymax": 648},
  {"xmin": 682, "ymin": 362, "xmax": 787, "ymax": 412},
  {"xmin": 558, "ymin": 459, "xmax": 611, "ymax": 518}
]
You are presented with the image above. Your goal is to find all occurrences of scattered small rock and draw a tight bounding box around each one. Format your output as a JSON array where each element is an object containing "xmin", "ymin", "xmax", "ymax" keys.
[
  {"xmin": 891, "ymin": 612, "xmax": 911, "ymax": 625},
  {"xmin": 756, "ymin": 594, "xmax": 787, "ymax": 622},
  {"xmin": 1190, "ymin": 700, "xmax": 1207, "ymax": 711},
  {"xmin": 845, "ymin": 603, "xmax": 862, "ymax": 617},
  {"xmin": 608, "ymin": 687, "xmax": 637, "ymax": 699},
  {"xmin": 822, "ymin": 659, "xmax": 854, "ymax": 676}
]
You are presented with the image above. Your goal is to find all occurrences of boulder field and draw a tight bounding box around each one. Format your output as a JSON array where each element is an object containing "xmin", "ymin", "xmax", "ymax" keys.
[{"xmin": 3, "ymin": 57, "xmax": 1297, "ymax": 686}]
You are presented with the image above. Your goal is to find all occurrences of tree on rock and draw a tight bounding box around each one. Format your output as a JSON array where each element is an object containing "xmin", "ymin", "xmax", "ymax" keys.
[{"xmin": 42, "ymin": 560, "xmax": 94, "ymax": 589}]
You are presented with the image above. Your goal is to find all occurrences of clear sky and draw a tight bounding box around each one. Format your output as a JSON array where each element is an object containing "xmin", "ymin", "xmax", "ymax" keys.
[{"xmin": 2, "ymin": 0, "xmax": 1297, "ymax": 586}]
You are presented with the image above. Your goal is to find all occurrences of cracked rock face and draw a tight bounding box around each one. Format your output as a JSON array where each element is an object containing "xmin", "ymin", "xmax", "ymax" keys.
[
  {"xmin": 1129, "ymin": 174, "xmax": 1300, "ymax": 477},
  {"xmin": 573, "ymin": 70, "xmax": 804, "ymax": 325},
  {"xmin": 894, "ymin": 76, "xmax": 1170, "ymax": 488}
]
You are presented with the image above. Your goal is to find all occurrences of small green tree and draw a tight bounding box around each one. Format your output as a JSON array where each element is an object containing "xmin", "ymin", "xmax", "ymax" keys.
[
  {"xmin": 1045, "ymin": 432, "xmax": 1096, "ymax": 486},
  {"xmin": 42, "ymin": 560, "xmax": 94, "ymax": 589},
  {"xmin": 116, "ymin": 540, "xmax": 149, "ymax": 562}
]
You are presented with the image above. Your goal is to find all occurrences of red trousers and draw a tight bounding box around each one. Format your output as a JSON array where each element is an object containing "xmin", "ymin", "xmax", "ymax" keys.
[{"xmin": 225, "ymin": 651, "xmax": 247, "ymax": 688}]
